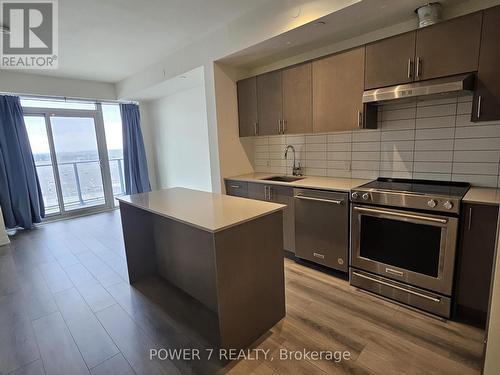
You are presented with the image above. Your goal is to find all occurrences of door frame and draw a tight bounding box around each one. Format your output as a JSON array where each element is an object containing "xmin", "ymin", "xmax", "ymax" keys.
[{"xmin": 23, "ymin": 105, "xmax": 115, "ymax": 220}]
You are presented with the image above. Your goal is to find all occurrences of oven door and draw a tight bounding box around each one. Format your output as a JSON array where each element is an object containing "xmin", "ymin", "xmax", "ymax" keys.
[{"xmin": 351, "ymin": 204, "xmax": 458, "ymax": 295}]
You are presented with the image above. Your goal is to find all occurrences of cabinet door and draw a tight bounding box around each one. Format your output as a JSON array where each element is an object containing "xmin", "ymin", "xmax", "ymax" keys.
[
  {"xmin": 247, "ymin": 183, "xmax": 294, "ymax": 252},
  {"xmin": 282, "ymin": 63, "xmax": 312, "ymax": 134},
  {"xmin": 415, "ymin": 12, "xmax": 482, "ymax": 81},
  {"xmin": 237, "ymin": 77, "xmax": 258, "ymax": 137},
  {"xmin": 472, "ymin": 6, "xmax": 500, "ymax": 122},
  {"xmin": 257, "ymin": 71, "xmax": 282, "ymax": 136},
  {"xmin": 247, "ymin": 182, "xmax": 267, "ymax": 200},
  {"xmin": 456, "ymin": 203, "xmax": 499, "ymax": 326},
  {"xmin": 225, "ymin": 180, "xmax": 248, "ymax": 198},
  {"xmin": 313, "ymin": 47, "xmax": 365, "ymax": 132},
  {"xmin": 365, "ymin": 32, "xmax": 416, "ymax": 89},
  {"xmin": 269, "ymin": 185, "xmax": 295, "ymax": 253}
]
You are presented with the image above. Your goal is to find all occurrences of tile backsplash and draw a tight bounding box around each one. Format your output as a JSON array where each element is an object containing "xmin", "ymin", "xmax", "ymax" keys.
[{"xmin": 252, "ymin": 93, "xmax": 500, "ymax": 187}]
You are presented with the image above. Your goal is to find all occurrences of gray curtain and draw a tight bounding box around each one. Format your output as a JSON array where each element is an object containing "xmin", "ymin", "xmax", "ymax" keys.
[
  {"xmin": 120, "ymin": 103, "xmax": 151, "ymax": 195},
  {"xmin": 0, "ymin": 95, "xmax": 45, "ymax": 229}
]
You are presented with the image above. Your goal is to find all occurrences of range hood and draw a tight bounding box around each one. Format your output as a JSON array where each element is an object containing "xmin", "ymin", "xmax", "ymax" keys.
[{"xmin": 362, "ymin": 73, "xmax": 475, "ymax": 104}]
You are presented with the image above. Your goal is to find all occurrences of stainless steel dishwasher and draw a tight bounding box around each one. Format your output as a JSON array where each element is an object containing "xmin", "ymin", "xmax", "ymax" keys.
[{"xmin": 294, "ymin": 188, "xmax": 349, "ymax": 272}]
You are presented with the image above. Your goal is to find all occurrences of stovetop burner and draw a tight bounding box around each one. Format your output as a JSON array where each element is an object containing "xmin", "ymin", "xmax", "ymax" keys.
[
  {"xmin": 358, "ymin": 178, "xmax": 470, "ymax": 198},
  {"xmin": 351, "ymin": 178, "xmax": 471, "ymax": 214}
]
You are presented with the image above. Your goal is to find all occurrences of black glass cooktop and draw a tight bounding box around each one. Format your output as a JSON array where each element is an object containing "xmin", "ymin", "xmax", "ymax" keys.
[{"xmin": 358, "ymin": 178, "xmax": 470, "ymax": 198}]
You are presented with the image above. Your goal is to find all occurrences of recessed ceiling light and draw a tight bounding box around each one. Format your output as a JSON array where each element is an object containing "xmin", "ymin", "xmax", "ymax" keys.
[
  {"xmin": 285, "ymin": 41, "xmax": 292, "ymax": 45},
  {"xmin": 0, "ymin": 25, "xmax": 10, "ymax": 34}
]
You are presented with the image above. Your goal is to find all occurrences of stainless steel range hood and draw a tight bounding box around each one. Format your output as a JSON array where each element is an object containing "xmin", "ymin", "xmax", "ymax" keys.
[{"xmin": 362, "ymin": 73, "xmax": 475, "ymax": 104}]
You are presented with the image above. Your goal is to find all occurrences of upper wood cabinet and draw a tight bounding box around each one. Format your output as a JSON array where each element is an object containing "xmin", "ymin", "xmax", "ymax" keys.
[
  {"xmin": 237, "ymin": 77, "xmax": 258, "ymax": 137},
  {"xmin": 365, "ymin": 32, "xmax": 416, "ymax": 90},
  {"xmin": 257, "ymin": 70, "xmax": 283, "ymax": 136},
  {"xmin": 313, "ymin": 47, "xmax": 365, "ymax": 132},
  {"xmin": 365, "ymin": 12, "xmax": 482, "ymax": 89},
  {"xmin": 236, "ymin": 7, "xmax": 493, "ymax": 137},
  {"xmin": 415, "ymin": 12, "xmax": 482, "ymax": 81},
  {"xmin": 472, "ymin": 5, "xmax": 500, "ymax": 122},
  {"xmin": 282, "ymin": 63, "xmax": 312, "ymax": 134}
]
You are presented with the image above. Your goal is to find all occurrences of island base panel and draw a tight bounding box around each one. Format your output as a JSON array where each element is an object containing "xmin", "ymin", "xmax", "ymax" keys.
[
  {"xmin": 119, "ymin": 201, "xmax": 286, "ymax": 350},
  {"xmin": 215, "ymin": 211, "xmax": 286, "ymax": 349}
]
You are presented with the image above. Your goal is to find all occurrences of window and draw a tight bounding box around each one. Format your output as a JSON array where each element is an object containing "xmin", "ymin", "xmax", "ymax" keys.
[{"xmin": 23, "ymin": 98, "xmax": 126, "ymax": 217}]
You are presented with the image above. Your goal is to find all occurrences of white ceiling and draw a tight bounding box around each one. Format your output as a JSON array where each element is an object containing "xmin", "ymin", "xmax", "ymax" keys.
[
  {"xmin": 0, "ymin": 0, "xmax": 480, "ymax": 85},
  {"xmin": 3, "ymin": 0, "xmax": 270, "ymax": 83}
]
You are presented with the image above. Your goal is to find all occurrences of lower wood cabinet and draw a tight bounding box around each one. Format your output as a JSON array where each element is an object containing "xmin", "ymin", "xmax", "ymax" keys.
[
  {"xmin": 225, "ymin": 181, "xmax": 295, "ymax": 253},
  {"xmin": 225, "ymin": 180, "xmax": 248, "ymax": 197},
  {"xmin": 455, "ymin": 203, "xmax": 499, "ymax": 327}
]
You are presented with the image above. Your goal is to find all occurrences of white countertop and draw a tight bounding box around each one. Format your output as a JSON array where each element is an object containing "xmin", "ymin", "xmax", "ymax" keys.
[
  {"xmin": 463, "ymin": 187, "xmax": 500, "ymax": 206},
  {"xmin": 117, "ymin": 187, "xmax": 285, "ymax": 233},
  {"xmin": 226, "ymin": 173, "xmax": 369, "ymax": 192}
]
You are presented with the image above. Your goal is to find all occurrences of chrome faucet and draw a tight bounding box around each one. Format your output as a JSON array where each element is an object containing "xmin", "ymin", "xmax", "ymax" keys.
[{"xmin": 284, "ymin": 145, "xmax": 303, "ymax": 176}]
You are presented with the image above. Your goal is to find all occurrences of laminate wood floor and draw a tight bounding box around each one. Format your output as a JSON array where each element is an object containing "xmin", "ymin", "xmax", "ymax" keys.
[{"xmin": 0, "ymin": 210, "xmax": 485, "ymax": 375}]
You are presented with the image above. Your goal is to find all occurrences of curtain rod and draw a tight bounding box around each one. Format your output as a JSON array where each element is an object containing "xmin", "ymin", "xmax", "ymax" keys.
[{"xmin": 0, "ymin": 91, "xmax": 139, "ymax": 105}]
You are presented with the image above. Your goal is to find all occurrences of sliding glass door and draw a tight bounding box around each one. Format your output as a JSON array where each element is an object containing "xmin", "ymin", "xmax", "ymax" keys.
[
  {"xmin": 24, "ymin": 103, "xmax": 119, "ymax": 218},
  {"xmin": 50, "ymin": 115, "xmax": 107, "ymax": 211},
  {"xmin": 24, "ymin": 115, "xmax": 61, "ymax": 215}
]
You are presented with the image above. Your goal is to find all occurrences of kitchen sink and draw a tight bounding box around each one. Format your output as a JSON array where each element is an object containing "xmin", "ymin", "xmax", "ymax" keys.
[{"xmin": 262, "ymin": 176, "xmax": 305, "ymax": 183}]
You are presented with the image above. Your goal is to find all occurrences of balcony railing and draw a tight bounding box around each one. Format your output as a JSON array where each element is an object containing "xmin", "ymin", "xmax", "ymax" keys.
[{"xmin": 35, "ymin": 158, "xmax": 125, "ymax": 214}]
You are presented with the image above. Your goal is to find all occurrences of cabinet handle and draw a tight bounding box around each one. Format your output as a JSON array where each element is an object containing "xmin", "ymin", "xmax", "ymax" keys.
[
  {"xmin": 254, "ymin": 122, "xmax": 258, "ymax": 136},
  {"xmin": 407, "ymin": 58, "xmax": 413, "ymax": 79},
  {"xmin": 477, "ymin": 96, "xmax": 482, "ymax": 119},
  {"xmin": 265, "ymin": 186, "xmax": 273, "ymax": 200},
  {"xmin": 230, "ymin": 185, "xmax": 240, "ymax": 189},
  {"xmin": 357, "ymin": 110, "xmax": 363, "ymax": 128},
  {"xmin": 415, "ymin": 57, "xmax": 421, "ymax": 79},
  {"xmin": 282, "ymin": 120, "xmax": 286, "ymax": 134},
  {"xmin": 268, "ymin": 186, "xmax": 273, "ymax": 200},
  {"xmin": 468, "ymin": 207, "xmax": 472, "ymax": 231}
]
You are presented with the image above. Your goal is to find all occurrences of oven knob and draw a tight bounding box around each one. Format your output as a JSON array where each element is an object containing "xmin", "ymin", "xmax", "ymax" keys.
[
  {"xmin": 427, "ymin": 199, "xmax": 437, "ymax": 208},
  {"xmin": 362, "ymin": 193, "xmax": 370, "ymax": 201},
  {"xmin": 351, "ymin": 192, "xmax": 359, "ymax": 199},
  {"xmin": 443, "ymin": 200, "xmax": 453, "ymax": 210}
]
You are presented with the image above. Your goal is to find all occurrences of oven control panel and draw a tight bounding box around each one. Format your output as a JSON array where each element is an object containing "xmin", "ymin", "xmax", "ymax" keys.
[{"xmin": 350, "ymin": 190, "xmax": 460, "ymax": 214}]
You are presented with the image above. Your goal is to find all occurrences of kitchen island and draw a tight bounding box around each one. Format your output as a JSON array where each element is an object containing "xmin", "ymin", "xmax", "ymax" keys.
[{"xmin": 117, "ymin": 188, "xmax": 286, "ymax": 350}]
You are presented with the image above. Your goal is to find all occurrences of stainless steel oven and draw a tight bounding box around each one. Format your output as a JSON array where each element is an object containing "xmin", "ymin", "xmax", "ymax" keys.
[
  {"xmin": 349, "ymin": 178, "xmax": 469, "ymax": 318},
  {"xmin": 351, "ymin": 204, "xmax": 458, "ymax": 295}
]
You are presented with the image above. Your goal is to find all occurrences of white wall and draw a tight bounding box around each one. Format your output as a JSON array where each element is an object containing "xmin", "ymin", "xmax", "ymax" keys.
[
  {"xmin": 146, "ymin": 85, "xmax": 212, "ymax": 192},
  {"xmin": 211, "ymin": 63, "xmax": 254, "ymax": 191},
  {"xmin": 0, "ymin": 71, "xmax": 116, "ymax": 100}
]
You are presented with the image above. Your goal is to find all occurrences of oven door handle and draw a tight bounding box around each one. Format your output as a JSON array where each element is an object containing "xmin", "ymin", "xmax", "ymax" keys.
[
  {"xmin": 353, "ymin": 206, "xmax": 448, "ymax": 224},
  {"xmin": 352, "ymin": 271, "xmax": 441, "ymax": 303}
]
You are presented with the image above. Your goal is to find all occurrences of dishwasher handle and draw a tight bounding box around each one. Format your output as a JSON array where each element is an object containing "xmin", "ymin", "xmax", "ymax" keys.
[{"xmin": 295, "ymin": 194, "xmax": 344, "ymax": 205}]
